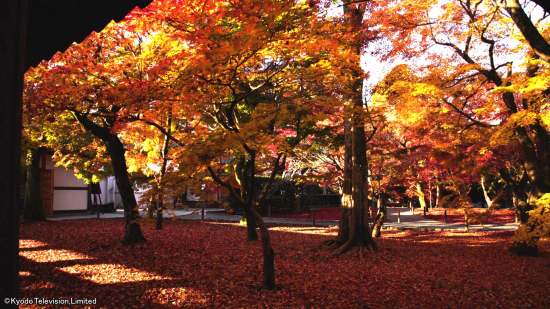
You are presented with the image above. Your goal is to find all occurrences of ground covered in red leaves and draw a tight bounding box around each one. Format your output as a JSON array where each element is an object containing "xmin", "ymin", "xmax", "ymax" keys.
[
  {"xmin": 19, "ymin": 219, "xmax": 550, "ymax": 308},
  {"xmin": 426, "ymin": 208, "xmax": 516, "ymax": 224}
]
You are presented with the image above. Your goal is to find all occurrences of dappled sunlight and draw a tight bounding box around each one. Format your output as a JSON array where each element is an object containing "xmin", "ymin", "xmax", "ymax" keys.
[
  {"xmin": 204, "ymin": 221, "xmax": 338, "ymax": 237},
  {"xmin": 270, "ymin": 226, "xmax": 337, "ymax": 236},
  {"xmin": 203, "ymin": 221, "xmax": 243, "ymax": 228},
  {"xmin": 20, "ymin": 239, "xmax": 94, "ymax": 263},
  {"xmin": 57, "ymin": 263, "xmax": 174, "ymax": 285},
  {"xmin": 141, "ymin": 287, "xmax": 208, "ymax": 307},
  {"xmin": 19, "ymin": 219, "xmax": 550, "ymax": 308},
  {"xmin": 20, "ymin": 239, "xmax": 48, "ymax": 249}
]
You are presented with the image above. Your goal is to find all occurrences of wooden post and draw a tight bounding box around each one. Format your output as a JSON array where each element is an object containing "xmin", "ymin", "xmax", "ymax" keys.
[
  {"xmin": 444, "ymin": 209, "xmax": 447, "ymax": 223},
  {"xmin": 397, "ymin": 209, "xmax": 401, "ymax": 223},
  {"xmin": 0, "ymin": 1, "xmax": 27, "ymax": 302},
  {"xmin": 428, "ymin": 181, "xmax": 432, "ymax": 209},
  {"xmin": 201, "ymin": 206, "xmax": 205, "ymax": 221}
]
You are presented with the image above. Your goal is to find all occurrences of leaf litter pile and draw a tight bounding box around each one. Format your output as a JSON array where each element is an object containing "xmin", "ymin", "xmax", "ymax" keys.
[{"xmin": 20, "ymin": 219, "xmax": 550, "ymax": 308}]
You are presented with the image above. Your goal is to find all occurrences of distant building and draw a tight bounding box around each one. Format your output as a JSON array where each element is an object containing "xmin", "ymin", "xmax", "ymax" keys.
[
  {"xmin": 38, "ymin": 154, "xmax": 145, "ymax": 214},
  {"xmin": 39, "ymin": 154, "xmax": 88, "ymax": 214}
]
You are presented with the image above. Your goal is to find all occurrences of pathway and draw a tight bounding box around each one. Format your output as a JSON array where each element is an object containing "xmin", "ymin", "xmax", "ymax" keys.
[{"xmin": 47, "ymin": 207, "xmax": 519, "ymax": 232}]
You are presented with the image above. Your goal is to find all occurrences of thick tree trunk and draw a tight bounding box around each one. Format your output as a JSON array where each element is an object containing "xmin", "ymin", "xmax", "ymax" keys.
[
  {"xmin": 327, "ymin": 1, "xmax": 376, "ymax": 253},
  {"xmin": 342, "ymin": 96, "xmax": 376, "ymax": 252},
  {"xmin": 499, "ymin": 169, "xmax": 532, "ymax": 223},
  {"xmin": 104, "ymin": 134, "xmax": 145, "ymax": 244},
  {"xmin": 326, "ymin": 116, "xmax": 352, "ymax": 248},
  {"xmin": 23, "ymin": 147, "xmax": 45, "ymax": 221},
  {"xmin": 500, "ymin": 90, "xmax": 549, "ymax": 199}
]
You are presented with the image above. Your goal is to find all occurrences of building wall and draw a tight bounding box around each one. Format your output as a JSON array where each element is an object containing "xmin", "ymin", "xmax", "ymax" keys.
[
  {"xmin": 52, "ymin": 166, "xmax": 88, "ymax": 211},
  {"xmin": 40, "ymin": 154, "xmax": 89, "ymax": 213}
]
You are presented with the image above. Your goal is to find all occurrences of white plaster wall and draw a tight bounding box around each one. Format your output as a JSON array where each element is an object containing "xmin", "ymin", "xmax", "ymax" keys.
[
  {"xmin": 52, "ymin": 167, "xmax": 88, "ymax": 211},
  {"xmin": 54, "ymin": 167, "xmax": 86, "ymax": 187},
  {"xmin": 53, "ymin": 190, "xmax": 88, "ymax": 211}
]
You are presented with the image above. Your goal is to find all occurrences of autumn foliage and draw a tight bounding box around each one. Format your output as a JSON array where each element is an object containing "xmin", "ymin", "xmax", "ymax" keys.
[{"xmin": 20, "ymin": 0, "xmax": 550, "ymax": 298}]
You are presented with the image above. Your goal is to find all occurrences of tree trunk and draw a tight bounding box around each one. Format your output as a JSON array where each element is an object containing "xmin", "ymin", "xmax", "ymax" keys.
[
  {"xmin": 155, "ymin": 199, "xmax": 163, "ymax": 230},
  {"xmin": 481, "ymin": 176, "xmax": 506, "ymax": 209},
  {"xmin": 237, "ymin": 153, "xmax": 258, "ymax": 241},
  {"xmin": 499, "ymin": 169, "xmax": 532, "ymax": 224},
  {"xmin": 428, "ymin": 181, "xmax": 433, "ymax": 209},
  {"xmin": 435, "ymin": 184, "xmax": 440, "ymax": 208},
  {"xmin": 500, "ymin": 91, "xmax": 549, "ymax": 199},
  {"xmin": 104, "ymin": 134, "xmax": 145, "ymax": 244},
  {"xmin": 73, "ymin": 112, "xmax": 145, "ymax": 244},
  {"xmin": 250, "ymin": 206, "xmax": 275, "ymax": 290},
  {"xmin": 505, "ymin": 0, "xmax": 550, "ymax": 62},
  {"xmin": 327, "ymin": 1, "xmax": 376, "ymax": 253},
  {"xmin": 416, "ymin": 183, "xmax": 427, "ymax": 216},
  {"xmin": 155, "ymin": 111, "xmax": 172, "ymax": 231},
  {"xmin": 23, "ymin": 147, "xmax": 45, "ymax": 221},
  {"xmin": 326, "ymin": 116, "xmax": 352, "ymax": 248},
  {"xmin": 372, "ymin": 196, "xmax": 386, "ymax": 238}
]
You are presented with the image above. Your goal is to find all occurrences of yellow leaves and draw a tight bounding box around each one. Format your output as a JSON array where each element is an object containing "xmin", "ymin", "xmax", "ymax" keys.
[
  {"xmin": 494, "ymin": 74, "xmax": 550, "ymax": 95},
  {"xmin": 370, "ymin": 93, "xmax": 387, "ymax": 108},
  {"xmin": 313, "ymin": 59, "xmax": 332, "ymax": 71},
  {"xmin": 508, "ymin": 110, "xmax": 538, "ymax": 127},
  {"xmin": 490, "ymin": 110, "xmax": 540, "ymax": 147},
  {"xmin": 521, "ymin": 74, "xmax": 550, "ymax": 94},
  {"xmin": 536, "ymin": 193, "xmax": 550, "ymax": 209},
  {"xmin": 409, "ymin": 82, "xmax": 441, "ymax": 97},
  {"xmin": 512, "ymin": 193, "xmax": 550, "ymax": 253},
  {"xmin": 492, "ymin": 59, "xmax": 549, "ymax": 96},
  {"xmin": 541, "ymin": 109, "xmax": 550, "ymax": 130}
]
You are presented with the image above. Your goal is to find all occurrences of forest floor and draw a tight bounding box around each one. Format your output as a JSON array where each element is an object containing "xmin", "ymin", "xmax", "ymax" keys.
[{"xmin": 19, "ymin": 219, "xmax": 550, "ymax": 308}]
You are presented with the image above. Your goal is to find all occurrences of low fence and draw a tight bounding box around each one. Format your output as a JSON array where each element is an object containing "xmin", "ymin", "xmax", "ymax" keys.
[{"xmin": 261, "ymin": 194, "xmax": 341, "ymax": 215}]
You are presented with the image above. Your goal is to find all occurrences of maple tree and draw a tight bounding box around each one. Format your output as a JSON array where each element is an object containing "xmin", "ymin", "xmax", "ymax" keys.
[
  {"xmin": 20, "ymin": 0, "xmax": 550, "ymax": 300},
  {"xmin": 366, "ymin": 0, "xmax": 549, "ymax": 253},
  {"xmin": 139, "ymin": 0, "xmax": 349, "ymax": 289},
  {"xmin": 319, "ymin": 0, "xmax": 379, "ymax": 254},
  {"xmin": 24, "ymin": 12, "xmax": 184, "ymax": 244}
]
